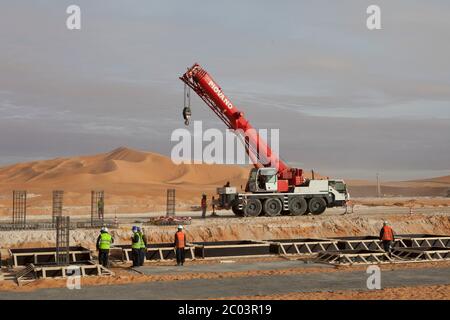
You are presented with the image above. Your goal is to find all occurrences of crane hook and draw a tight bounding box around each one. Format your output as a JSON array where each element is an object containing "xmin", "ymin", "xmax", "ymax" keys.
[{"xmin": 183, "ymin": 84, "xmax": 191, "ymax": 126}]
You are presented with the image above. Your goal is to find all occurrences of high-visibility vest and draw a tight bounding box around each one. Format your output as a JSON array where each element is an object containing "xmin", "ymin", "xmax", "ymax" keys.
[
  {"xmin": 99, "ymin": 232, "xmax": 112, "ymax": 250},
  {"xmin": 175, "ymin": 231, "xmax": 185, "ymax": 248},
  {"xmin": 382, "ymin": 226, "xmax": 394, "ymax": 241},
  {"xmin": 138, "ymin": 232, "xmax": 146, "ymax": 249},
  {"xmin": 131, "ymin": 232, "xmax": 143, "ymax": 249}
]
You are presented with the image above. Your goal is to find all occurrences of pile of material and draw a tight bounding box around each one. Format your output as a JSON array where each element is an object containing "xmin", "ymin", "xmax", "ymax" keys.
[{"xmin": 148, "ymin": 216, "xmax": 192, "ymax": 226}]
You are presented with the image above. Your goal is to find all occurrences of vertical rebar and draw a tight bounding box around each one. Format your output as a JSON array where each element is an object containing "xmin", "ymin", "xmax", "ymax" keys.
[
  {"xmin": 166, "ymin": 189, "xmax": 176, "ymax": 217},
  {"xmin": 56, "ymin": 216, "xmax": 70, "ymax": 265},
  {"xmin": 91, "ymin": 190, "xmax": 105, "ymax": 227},
  {"xmin": 12, "ymin": 190, "xmax": 27, "ymax": 227},
  {"xmin": 52, "ymin": 190, "xmax": 64, "ymax": 224}
]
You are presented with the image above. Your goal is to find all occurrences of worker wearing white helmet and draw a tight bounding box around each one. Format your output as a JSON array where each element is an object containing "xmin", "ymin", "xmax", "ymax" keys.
[
  {"xmin": 96, "ymin": 226, "xmax": 114, "ymax": 268},
  {"xmin": 174, "ymin": 225, "xmax": 186, "ymax": 266}
]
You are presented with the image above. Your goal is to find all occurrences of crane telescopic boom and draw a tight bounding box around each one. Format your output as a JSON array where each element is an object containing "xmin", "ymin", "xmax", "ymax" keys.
[{"xmin": 180, "ymin": 63, "xmax": 305, "ymax": 190}]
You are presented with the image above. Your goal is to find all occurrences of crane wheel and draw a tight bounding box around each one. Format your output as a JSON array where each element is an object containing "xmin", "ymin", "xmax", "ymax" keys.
[
  {"xmin": 288, "ymin": 197, "xmax": 308, "ymax": 216},
  {"xmin": 244, "ymin": 198, "xmax": 262, "ymax": 217},
  {"xmin": 263, "ymin": 198, "xmax": 282, "ymax": 216},
  {"xmin": 308, "ymin": 197, "xmax": 327, "ymax": 215},
  {"xmin": 232, "ymin": 205, "xmax": 245, "ymax": 217}
]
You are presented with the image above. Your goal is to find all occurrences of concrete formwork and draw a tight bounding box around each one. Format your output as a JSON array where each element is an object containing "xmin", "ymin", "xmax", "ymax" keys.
[
  {"xmin": 33, "ymin": 261, "xmax": 113, "ymax": 278},
  {"xmin": 265, "ymin": 238, "xmax": 339, "ymax": 255},
  {"xmin": 113, "ymin": 244, "xmax": 195, "ymax": 262},
  {"xmin": 393, "ymin": 246, "xmax": 450, "ymax": 262},
  {"xmin": 396, "ymin": 234, "xmax": 450, "ymax": 248},
  {"xmin": 9, "ymin": 246, "xmax": 92, "ymax": 267},
  {"xmin": 192, "ymin": 240, "xmax": 272, "ymax": 259},
  {"xmin": 316, "ymin": 249, "xmax": 395, "ymax": 265}
]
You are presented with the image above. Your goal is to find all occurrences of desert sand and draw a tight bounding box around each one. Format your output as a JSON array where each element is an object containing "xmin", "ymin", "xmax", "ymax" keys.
[
  {"xmin": 0, "ymin": 147, "xmax": 448, "ymax": 216},
  {"xmin": 0, "ymin": 147, "xmax": 449, "ymax": 300}
]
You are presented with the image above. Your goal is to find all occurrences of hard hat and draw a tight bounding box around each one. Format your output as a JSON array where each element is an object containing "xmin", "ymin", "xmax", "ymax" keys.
[
  {"xmin": 101, "ymin": 226, "xmax": 108, "ymax": 232},
  {"xmin": 383, "ymin": 221, "xmax": 388, "ymax": 225},
  {"xmin": 177, "ymin": 225, "xmax": 183, "ymax": 230},
  {"xmin": 132, "ymin": 226, "xmax": 138, "ymax": 232}
]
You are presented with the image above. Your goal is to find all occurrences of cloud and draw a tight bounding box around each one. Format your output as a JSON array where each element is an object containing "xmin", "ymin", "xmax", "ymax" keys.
[{"xmin": 0, "ymin": 0, "xmax": 448, "ymax": 179}]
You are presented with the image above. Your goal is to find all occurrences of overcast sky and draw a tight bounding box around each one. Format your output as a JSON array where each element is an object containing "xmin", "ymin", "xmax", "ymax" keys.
[{"xmin": 0, "ymin": 0, "xmax": 449, "ymax": 180}]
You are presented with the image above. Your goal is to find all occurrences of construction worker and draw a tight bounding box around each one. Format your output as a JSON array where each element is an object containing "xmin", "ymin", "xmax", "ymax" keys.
[
  {"xmin": 379, "ymin": 221, "xmax": 395, "ymax": 256},
  {"xmin": 137, "ymin": 227, "xmax": 147, "ymax": 266},
  {"xmin": 131, "ymin": 226, "xmax": 143, "ymax": 267},
  {"xmin": 96, "ymin": 226, "xmax": 114, "ymax": 268},
  {"xmin": 201, "ymin": 194, "xmax": 207, "ymax": 218},
  {"xmin": 97, "ymin": 197, "xmax": 104, "ymax": 218},
  {"xmin": 174, "ymin": 225, "xmax": 186, "ymax": 266}
]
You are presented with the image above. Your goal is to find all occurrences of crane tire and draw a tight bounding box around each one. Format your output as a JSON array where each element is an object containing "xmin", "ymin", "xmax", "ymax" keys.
[
  {"xmin": 263, "ymin": 198, "xmax": 282, "ymax": 216},
  {"xmin": 232, "ymin": 205, "xmax": 244, "ymax": 217},
  {"xmin": 244, "ymin": 198, "xmax": 262, "ymax": 217},
  {"xmin": 308, "ymin": 197, "xmax": 327, "ymax": 215},
  {"xmin": 288, "ymin": 197, "xmax": 308, "ymax": 216}
]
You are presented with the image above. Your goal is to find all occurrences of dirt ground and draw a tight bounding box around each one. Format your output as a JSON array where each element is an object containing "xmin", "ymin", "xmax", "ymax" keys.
[
  {"xmin": 221, "ymin": 284, "xmax": 450, "ymax": 300},
  {"xmin": 1, "ymin": 208, "xmax": 449, "ymax": 250},
  {"xmin": 0, "ymin": 204, "xmax": 449, "ymax": 299}
]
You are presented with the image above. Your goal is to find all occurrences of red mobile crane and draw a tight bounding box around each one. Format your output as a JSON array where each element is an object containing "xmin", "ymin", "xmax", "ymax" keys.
[{"xmin": 180, "ymin": 63, "xmax": 349, "ymax": 216}]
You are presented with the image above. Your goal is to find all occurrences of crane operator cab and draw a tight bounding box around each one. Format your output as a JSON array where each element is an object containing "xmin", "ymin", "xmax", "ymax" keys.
[{"xmin": 247, "ymin": 168, "xmax": 278, "ymax": 193}]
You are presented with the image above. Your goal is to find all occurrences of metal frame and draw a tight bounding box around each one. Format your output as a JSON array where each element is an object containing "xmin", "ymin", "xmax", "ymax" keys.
[
  {"xmin": 12, "ymin": 190, "xmax": 27, "ymax": 226},
  {"xmin": 393, "ymin": 247, "xmax": 450, "ymax": 262},
  {"xmin": 166, "ymin": 189, "xmax": 176, "ymax": 216},
  {"xmin": 332, "ymin": 236, "xmax": 406, "ymax": 251},
  {"xmin": 91, "ymin": 190, "xmax": 105, "ymax": 226},
  {"xmin": 52, "ymin": 190, "xmax": 63, "ymax": 223},
  {"xmin": 0, "ymin": 221, "xmax": 117, "ymax": 231},
  {"xmin": 266, "ymin": 238, "xmax": 340, "ymax": 255},
  {"xmin": 316, "ymin": 250, "xmax": 395, "ymax": 265},
  {"xmin": 396, "ymin": 235, "xmax": 450, "ymax": 248},
  {"xmin": 56, "ymin": 216, "xmax": 70, "ymax": 265}
]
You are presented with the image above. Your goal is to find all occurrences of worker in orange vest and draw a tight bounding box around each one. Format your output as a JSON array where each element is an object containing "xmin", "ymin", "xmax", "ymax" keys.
[
  {"xmin": 174, "ymin": 225, "xmax": 186, "ymax": 266},
  {"xmin": 379, "ymin": 221, "xmax": 395, "ymax": 256}
]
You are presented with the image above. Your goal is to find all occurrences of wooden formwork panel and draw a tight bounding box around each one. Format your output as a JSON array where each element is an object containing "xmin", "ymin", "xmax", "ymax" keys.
[
  {"xmin": 192, "ymin": 240, "xmax": 272, "ymax": 259},
  {"xmin": 9, "ymin": 246, "xmax": 92, "ymax": 267},
  {"xmin": 33, "ymin": 262, "xmax": 113, "ymax": 279},
  {"xmin": 114, "ymin": 244, "xmax": 195, "ymax": 262}
]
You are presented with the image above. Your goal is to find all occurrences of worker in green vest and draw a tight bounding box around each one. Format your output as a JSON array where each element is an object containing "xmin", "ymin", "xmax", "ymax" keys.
[
  {"xmin": 137, "ymin": 227, "xmax": 147, "ymax": 266},
  {"xmin": 131, "ymin": 226, "xmax": 143, "ymax": 267},
  {"xmin": 96, "ymin": 226, "xmax": 114, "ymax": 267}
]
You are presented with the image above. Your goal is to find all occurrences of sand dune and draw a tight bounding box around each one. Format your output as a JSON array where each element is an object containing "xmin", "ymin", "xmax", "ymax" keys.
[{"xmin": 0, "ymin": 147, "xmax": 448, "ymax": 215}]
